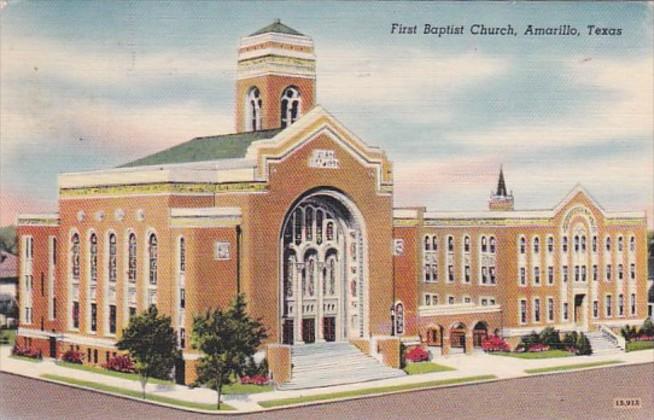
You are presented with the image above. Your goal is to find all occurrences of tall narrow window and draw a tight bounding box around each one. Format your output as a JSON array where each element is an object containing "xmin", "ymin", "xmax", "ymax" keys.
[
  {"xmin": 91, "ymin": 303, "xmax": 97, "ymax": 332},
  {"xmin": 605, "ymin": 236, "xmax": 611, "ymax": 252},
  {"xmin": 519, "ymin": 236, "xmax": 526, "ymax": 254},
  {"xmin": 108, "ymin": 233, "xmax": 117, "ymax": 283},
  {"xmin": 618, "ymin": 294, "xmax": 624, "ymax": 316},
  {"xmin": 489, "ymin": 236, "xmax": 496, "ymax": 253},
  {"xmin": 464, "ymin": 236, "xmax": 470, "ymax": 253},
  {"xmin": 128, "ymin": 233, "xmax": 137, "ymax": 283},
  {"xmin": 562, "ymin": 236, "xmax": 568, "ymax": 253},
  {"xmin": 606, "ymin": 295, "xmax": 612, "ymax": 317},
  {"xmin": 533, "ymin": 237, "xmax": 540, "ymax": 254},
  {"xmin": 72, "ymin": 302, "xmax": 80, "ymax": 329},
  {"xmin": 547, "ymin": 298, "xmax": 554, "ymax": 321},
  {"xmin": 179, "ymin": 237, "xmax": 186, "ymax": 273},
  {"xmin": 520, "ymin": 300, "xmax": 527, "ymax": 324},
  {"xmin": 592, "ymin": 235, "xmax": 597, "ymax": 252},
  {"xmin": 547, "ymin": 236, "xmax": 554, "ymax": 253},
  {"xmin": 481, "ymin": 236, "xmax": 488, "ymax": 253},
  {"xmin": 629, "ymin": 236, "xmax": 635, "ymax": 252},
  {"xmin": 630, "ymin": 293, "xmax": 636, "ymax": 315},
  {"xmin": 593, "ymin": 300, "xmax": 599, "ymax": 318},
  {"xmin": 447, "ymin": 236, "xmax": 454, "ymax": 252},
  {"xmin": 109, "ymin": 305, "xmax": 116, "ymax": 334},
  {"xmin": 89, "ymin": 233, "xmax": 98, "ymax": 283},
  {"xmin": 280, "ymin": 86, "xmax": 301, "ymax": 128},
  {"xmin": 246, "ymin": 87, "xmax": 262, "ymax": 131},
  {"xmin": 148, "ymin": 234, "xmax": 158, "ymax": 285}
]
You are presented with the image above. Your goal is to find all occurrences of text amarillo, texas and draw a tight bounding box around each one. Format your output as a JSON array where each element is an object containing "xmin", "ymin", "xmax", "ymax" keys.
[{"xmin": 391, "ymin": 23, "xmax": 623, "ymax": 37}]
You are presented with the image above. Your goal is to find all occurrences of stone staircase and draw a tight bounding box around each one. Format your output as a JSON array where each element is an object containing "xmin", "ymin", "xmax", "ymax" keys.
[
  {"xmin": 278, "ymin": 342, "xmax": 406, "ymax": 390},
  {"xmin": 586, "ymin": 331, "xmax": 623, "ymax": 355}
]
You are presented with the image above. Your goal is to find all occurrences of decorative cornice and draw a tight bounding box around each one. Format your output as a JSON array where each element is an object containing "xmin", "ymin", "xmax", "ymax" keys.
[
  {"xmin": 17, "ymin": 214, "xmax": 59, "ymax": 227},
  {"xmin": 60, "ymin": 182, "xmax": 267, "ymax": 198},
  {"xmin": 418, "ymin": 303, "xmax": 501, "ymax": 317}
]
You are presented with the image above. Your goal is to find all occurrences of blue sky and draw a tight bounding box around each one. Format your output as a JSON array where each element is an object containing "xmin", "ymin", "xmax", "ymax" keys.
[{"xmin": 1, "ymin": 1, "xmax": 652, "ymax": 226}]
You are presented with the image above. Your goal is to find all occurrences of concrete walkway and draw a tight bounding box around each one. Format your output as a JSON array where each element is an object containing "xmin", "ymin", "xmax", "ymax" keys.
[{"xmin": 1, "ymin": 344, "xmax": 652, "ymax": 413}]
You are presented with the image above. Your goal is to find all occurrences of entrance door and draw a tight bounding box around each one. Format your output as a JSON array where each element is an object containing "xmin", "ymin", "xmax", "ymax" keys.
[
  {"xmin": 49, "ymin": 337, "xmax": 57, "ymax": 358},
  {"xmin": 302, "ymin": 318, "xmax": 315, "ymax": 343},
  {"xmin": 323, "ymin": 317, "xmax": 335, "ymax": 342},
  {"xmin": 574, "ymin": 294, "xmax": 585, "ymax": 325},
  {"xmin": 174, "ymin": 357, "xmax": 185, "ymax": 385},
  {"xmin": 282, "ymin": 319, "xmax": 294, "ymax": 345}
]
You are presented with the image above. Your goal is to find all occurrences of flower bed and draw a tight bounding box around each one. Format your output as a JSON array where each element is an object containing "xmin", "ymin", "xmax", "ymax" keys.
[
  {"xmin": 12, "ymin": 344, "xmax": 42, "ymax": 359},
  {"xmin": 527, "ymin": 343, "xmax": 550, "ymax": 352},
  {"xmin": 62, "ymin": 349, "xmax": 84, "ymax": 364},
  {"xmin": 481, "ymin": 335, "xmax": 510, "ymax": 352},
  {"xmin": 405, "ymin": 346, "xmax": 430, "ymax": 363},
  {"xmin": 240, "ymin": 374, "xmax": 269, "ymax": 386},
  {"xmin": 102, "ymin": 354, "xmax": 135, "ymax": 373}
]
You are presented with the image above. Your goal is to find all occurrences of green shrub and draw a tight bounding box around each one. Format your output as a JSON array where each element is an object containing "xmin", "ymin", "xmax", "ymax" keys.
[
  {"xmin": 620, "ymin": 325, "xmax": 638, "ymax": 342},
  {"xmin": 519, "ymin": 331, "xmax": 541, "ymax": 349},
  {"xmin": 539, "ymin": 327, "xmax": 561, "ymax": 347},
  {"xmin": 639, "ymin": 318, "xmax": 654, "ymax": 336},
  {"xmin": 562, "ymin": 331, "xmax": 579, "ymax": 348},
  {"xmin": 575, "ymin": 332, "xmax": 592, "ymax": 356}
]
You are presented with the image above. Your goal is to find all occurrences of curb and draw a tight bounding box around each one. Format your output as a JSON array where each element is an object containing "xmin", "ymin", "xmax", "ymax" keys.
[{"xmin": 1, "ymin": 359, "xmax": 652, "ymax": 415}]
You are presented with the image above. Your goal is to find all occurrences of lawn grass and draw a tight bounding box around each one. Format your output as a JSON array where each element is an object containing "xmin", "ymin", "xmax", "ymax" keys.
[
  {"xmin": 403, "ymin": 362, "xmax": 456, "ymax": 375},
  {"xmin": 489, "ymin": 350, "xmax": 575, "ymax": 359},
  {"xmin": 0, "ymin": 328, "xmax": 17, "ymax": 346},
  {"xmin": 41, "ymin": 374, "xmax": 234, "ymax": 411},
  {"xmin": 56, "ymin": 361, "xmax": 172, "ymax": 385},
  {"xmin": 258, "ymin": 375, "xmax": 497, "ymax": 408},
  {"xmin": 9, "ymin": 355, "xmax": 43, "ymax": 363},
  {"xmin": 626, "ymin": 341, "xmax": 654, "ymax": 352},
  {"xmin": 524, "ymin": 360, "xmax": 623, "ymax": 374}
]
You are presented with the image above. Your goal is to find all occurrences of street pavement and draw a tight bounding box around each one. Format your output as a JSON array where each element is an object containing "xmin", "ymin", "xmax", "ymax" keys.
[{"xmin": 1, "ymin": 363, "xmax": 652, "ymax": 419}]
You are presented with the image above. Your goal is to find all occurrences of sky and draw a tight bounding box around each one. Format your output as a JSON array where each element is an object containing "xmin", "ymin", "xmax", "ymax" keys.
[{"xmin": 1, "ymin": 1, "xmax": 653, "ymax": 227}]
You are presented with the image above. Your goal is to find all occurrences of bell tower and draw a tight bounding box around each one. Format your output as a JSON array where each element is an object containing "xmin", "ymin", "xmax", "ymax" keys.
[{"xmin": 236, "ymin": 20, "xmax": 316, "ymax": 133}]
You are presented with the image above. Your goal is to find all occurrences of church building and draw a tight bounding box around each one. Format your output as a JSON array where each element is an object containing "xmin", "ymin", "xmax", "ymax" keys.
[{"xmin": 15, "ymin": 21, "xmax": 649, "ymax": 385}]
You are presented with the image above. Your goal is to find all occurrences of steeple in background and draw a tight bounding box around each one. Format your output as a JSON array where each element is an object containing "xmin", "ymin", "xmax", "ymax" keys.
[{"xmin": 489, "ymin": 165, "xmax": 514, "ymax": 211}]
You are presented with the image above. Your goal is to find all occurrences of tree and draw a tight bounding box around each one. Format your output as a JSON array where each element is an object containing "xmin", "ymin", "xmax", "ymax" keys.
[
  {"xmin": 191, "ymin": 294, "xmax": 267, "ymax": 409},
  {"xmin": 576, "ymin": 332, "xmax": 592, "ymax": 356},
  {"xmin": 116, "ymin": 306, "xmax": 178, "ymax": 399},
  {"xmin": 0, "ymin": 225, "xmax": 17, "ymax": 255}
]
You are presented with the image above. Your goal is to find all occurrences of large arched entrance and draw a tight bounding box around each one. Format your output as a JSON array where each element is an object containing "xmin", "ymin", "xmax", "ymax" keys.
[{"xmin": 280, "ymin": 190, "xmax": 367, "ymax": 345}]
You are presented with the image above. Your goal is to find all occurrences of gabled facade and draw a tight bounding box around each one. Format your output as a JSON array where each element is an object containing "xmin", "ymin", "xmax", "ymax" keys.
[{"xmin": 15, "ymin": 21, "xmax": 648, "ymax": 382}]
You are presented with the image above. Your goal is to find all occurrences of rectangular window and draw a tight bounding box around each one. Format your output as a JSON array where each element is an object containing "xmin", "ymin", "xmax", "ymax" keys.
[
  {"xmin": 547, "ymin": 266, "xmax": 554, "ymax": 285},
  {"xmin": 481, "ymin": 267, "xmax": 488, "ymax": 284},
  {"xmin": 464, "ymin": 296, "xmax": 471, "ymax": 303},
  {"xmin": 592, "ymin": 264, "xmax": 598, "ymax": 281},
  {"xmin": 547, "ymin": 298, "xmax": 554, "ymax": 322},
  {"xmin": 606, "ymin": 264, "xmax": 612, "ymax": 281},
  {"xmin": 72, "ymin": 302, "xmax": 80, "ymax": 329},
  {"xmin": 448, "ymin": 296, "xmax": 455, "ymax": 305},
  {"xmin": 448, "ymin": 265, "xmax": 454, "ymax": 282},
  {"xmin": 533, "ymin": 267, "xmax": 540, "ymax": 285},
  {"xmin": 424, "ymin": 294, "xmax": 431, "ymax": 306},
  {"xmin": 520, "ymin": 300, "xmax": 527, "ymax": 324},
  {"xmin": 464, "ymin": 265, "xmax": 470, "ymax": 283},
  {"xmin": 91, "ymin": 303, "xmax": 97, "ymax": 332},
  {"xmin": 606, "ymin": 295, "xmax": 612, "ymax": 317},
  {"xmin": 109, "ymin": 305, "xmax": 116, "ymax": 334},
  {"xmin": 180, "ymin": 328, "xmax": 186, "ymax": 349},
  {"xmin": 593, "ymin": 300, "xmax": 599, "ymax": 318},
  {"xmin": 630, "ymin": 294, "xmax": 636, "ymax": 316},
  {"xmin": 562, "ymin": 265, "xmax": 568, "ymax": 283},
  {"xmin": 53, "ymin": 297, "xmax": 57, "ymax": 319},
  {"xmin": 630, "ymin": 263, "xmax": 635, "ymax": 280},
  {"xmin": 41, "ymin": 273, "xmax": 45, "ymax": 296},
  {"xmin": 519, "ymin": 267, "xmax": 526, "ymax": 286},
  {"xmin": 481, "ymin": 298, "xmax": 488, "ymax": 306},
  {"xmin": 489, "ymin": 266, "xmax": 496, "ymax": 284},
  {"xmin": 574, "ymin": 265, "xmax": 580, "ymax": 282},
  {"xmin": 581, "ymin": 265, "xmax": 587, "ymax": 282},
  {"xmin": 534, "ymin": 298, "xmax": 541, "ymax": 322},
  {"xmin": 180, "ymin": 288, "xmax": 186, "ymax": 309},
  {"xmin": 563, "ymin": 302, "xmax": 569, "ymax": 321},
  {"xmin": 618, "ymin": 295, "xmax": 624, "ymax": 316},
  {"xmin": 52, "ymin": 237, "xmax": 57, "ymax": 265}
]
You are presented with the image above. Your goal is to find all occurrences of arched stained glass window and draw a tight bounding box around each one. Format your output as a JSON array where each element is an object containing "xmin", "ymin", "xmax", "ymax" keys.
[
  {"xmin": 108, "ymin": 233, "xmax": 117, "ymax": 283},
  {"xmin": 280, "ymin": 86, "xmax": 301, "ymax": 128},
  {"xmin": 148, "ymin": 234, "xmax": 158, "ymax": 285}
]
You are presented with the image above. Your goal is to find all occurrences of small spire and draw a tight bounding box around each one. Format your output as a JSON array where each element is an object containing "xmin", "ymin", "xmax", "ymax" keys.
[
  {"xmin": 274, "ymin": 18, "xmax": 281, "ymax": 24},
  {"xmin": 496, "ymin": 165, "xmax": 507, "ymax": 197}
]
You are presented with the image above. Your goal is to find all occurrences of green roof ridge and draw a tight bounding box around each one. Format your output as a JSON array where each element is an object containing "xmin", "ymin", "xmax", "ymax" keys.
[
  {"xmin": 249, "ymin": 19, "xmax": 304, "ymax": 37},
  {"xmin": 119, "ymin": 128, "xmax": 283, "ymax": 168}
]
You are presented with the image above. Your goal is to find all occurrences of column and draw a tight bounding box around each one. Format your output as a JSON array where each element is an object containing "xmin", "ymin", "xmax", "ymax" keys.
[
  {"xmin": 442, "ymin": 335, "xmax": 451, "ymax": 357},
  {"xmin": 316, "ymin": 261, "xmax": 325, "ymax": 342},
  {"xmin": 294, "ymin": 263, "xmax": 303, "ymax": 344},
  {"xmin": 465, "ymin": 332, "xmax": 474, "ymax": 354}
]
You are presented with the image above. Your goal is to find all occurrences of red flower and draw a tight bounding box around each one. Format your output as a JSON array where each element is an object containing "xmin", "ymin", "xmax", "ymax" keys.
[
  {"xmin": 481, "ymin": 335, "xmax": 510, "ymax": 352},
  {"xmin": 405, "ymin": 346, "xmax": 430, "ymax": 362}
]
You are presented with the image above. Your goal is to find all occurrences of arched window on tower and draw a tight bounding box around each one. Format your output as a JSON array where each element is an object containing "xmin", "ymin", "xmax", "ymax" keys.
[
  {"xmin": 128, "ymin": 233, "xmax": 137, "ymax": 283},
  {"xmin": 71, "ymin": 233, "xmax": 80, "ymax": 281},
  {"xmin": 108, "ymin": 233, "xmax": 117, "ymax": 283},
  {"xmin": 246, "ymin": 87, "xmax": 262, "ymax": 131},
  {"xmin": 280, "ymin": 86, "xmax": 301, "ymax": 128}
]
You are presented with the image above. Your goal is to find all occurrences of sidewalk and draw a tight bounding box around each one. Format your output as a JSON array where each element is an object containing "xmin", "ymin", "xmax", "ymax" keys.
[{"xmin": 1, "ymin": 345, "xmax": 652, "ymax": 413}]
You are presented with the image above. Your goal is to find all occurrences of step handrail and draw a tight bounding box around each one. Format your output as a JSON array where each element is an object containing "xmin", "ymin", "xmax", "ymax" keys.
[{"xmin": 599, "ymin": 324, "xmax": 626, "ymax": 351}]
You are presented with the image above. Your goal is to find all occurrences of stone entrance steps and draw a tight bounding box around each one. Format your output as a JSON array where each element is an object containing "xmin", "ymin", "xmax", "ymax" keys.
[
  {"xmin": 278, "ymin": 342, "xmax": 406, "ymax": 390},
  {"xmin": 586, "ymin": 332, "xmax": 623, "ymax": 355}
]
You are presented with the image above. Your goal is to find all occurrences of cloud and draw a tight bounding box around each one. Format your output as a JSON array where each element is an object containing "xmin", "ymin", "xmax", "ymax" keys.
[
  {"xmin": 318, "ymin": 46, "xmax": 510, "ymax": 124},
  {"xmin": 443, "ymin": 56, "xmax": 653, "ymax": 152}
]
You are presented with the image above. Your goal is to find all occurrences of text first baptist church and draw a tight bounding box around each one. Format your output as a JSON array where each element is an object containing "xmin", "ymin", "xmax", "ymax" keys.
[{"xmin": 16, "ymin": 21, "xmax": 649, "ymax": 385}]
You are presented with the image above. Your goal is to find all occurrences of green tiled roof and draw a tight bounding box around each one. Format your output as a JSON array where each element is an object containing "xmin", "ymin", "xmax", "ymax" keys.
[
  {"xmin": 250, "ymin": 19, "xmax": 304, "ymax": 37},
  {"xmin": 119, "ymin": 128, "xmax": 283, "ymax": 168}
]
